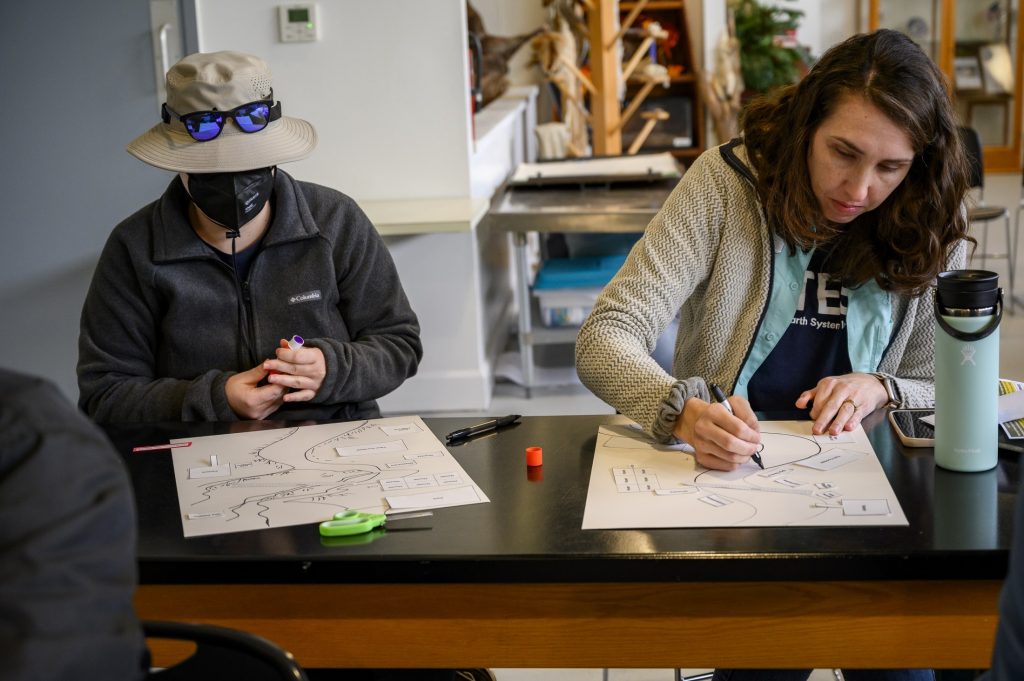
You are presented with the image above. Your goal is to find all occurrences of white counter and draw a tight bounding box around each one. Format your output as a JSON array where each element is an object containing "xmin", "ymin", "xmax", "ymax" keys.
[{"xmin": 362, "ymin": 197, "xmax": 490, "ymax": 236}]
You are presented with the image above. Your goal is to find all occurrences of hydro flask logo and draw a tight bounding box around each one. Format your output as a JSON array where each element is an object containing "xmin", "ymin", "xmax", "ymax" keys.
[{"xmin": 961, "ymin": 344, "xmax": 977, "ymax": 366}]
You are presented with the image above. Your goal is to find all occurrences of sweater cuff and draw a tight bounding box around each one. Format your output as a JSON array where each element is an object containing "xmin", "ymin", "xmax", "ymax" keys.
[
  {"xmin": 211, "ymin": 372, "xmax": 239, "ymax": 421},
  {"xmin": 652, "ymin": 377, "xmax": 712, "ymax": 442}
]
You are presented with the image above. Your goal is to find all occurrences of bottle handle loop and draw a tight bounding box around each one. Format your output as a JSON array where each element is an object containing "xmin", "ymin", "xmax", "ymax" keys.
[{"xmin": 933, "ymin": 289, "xmax": 1003, "ymax": 341}]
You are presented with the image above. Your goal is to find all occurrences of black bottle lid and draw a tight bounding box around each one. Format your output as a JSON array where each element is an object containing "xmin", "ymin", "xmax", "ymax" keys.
[{"xmin": 936, "ymin": 270, "xmax": 999, "ymax": 312}]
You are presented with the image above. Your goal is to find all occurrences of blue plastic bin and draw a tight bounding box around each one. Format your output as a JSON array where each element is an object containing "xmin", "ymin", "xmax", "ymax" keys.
[{"xmin": 532, "ymin": 256, "xmax": 626, "ymax": 327}]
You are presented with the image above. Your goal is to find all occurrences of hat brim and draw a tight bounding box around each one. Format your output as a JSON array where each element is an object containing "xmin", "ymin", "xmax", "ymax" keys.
[{"xmin": 126, "ymin": 116, "xmax": 318, "ymax": 173}]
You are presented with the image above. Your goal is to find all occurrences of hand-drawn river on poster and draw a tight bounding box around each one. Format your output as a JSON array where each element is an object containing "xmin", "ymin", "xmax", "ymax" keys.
[{"xmin": 170, "ymin": 416, "xmax": 488, "ymax": 537}]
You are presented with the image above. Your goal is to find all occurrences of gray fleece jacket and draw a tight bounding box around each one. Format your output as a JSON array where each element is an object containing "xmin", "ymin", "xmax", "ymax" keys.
[
  {"xmin": 78, "ymin": 170, "xmax": 421, "ymax": 423},
  {"xmin": 576, "ymin": 142, "xmax": 965, "ymax": 441},
  {"xmin": 0, "ymin": 369, "xmax": 146, "ymax": 680}
]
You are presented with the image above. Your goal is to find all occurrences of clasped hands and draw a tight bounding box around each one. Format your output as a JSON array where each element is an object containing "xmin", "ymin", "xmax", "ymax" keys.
[
  {"xmin": 226, "ymin": 338, "xmax": 327, "ymax": 419},
  {"xmin": 673, "ymin": 372, "xmax": 889, "ymax": 471}
]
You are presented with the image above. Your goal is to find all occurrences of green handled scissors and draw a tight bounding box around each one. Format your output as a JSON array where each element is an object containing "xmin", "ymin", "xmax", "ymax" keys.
[
  {"xmin": 319, "ymin": 510, "xmax": 433, "ymax": 537},
  {"xmin": 320, "ymin": 510, "xmax": 386, "ymax": 537}
]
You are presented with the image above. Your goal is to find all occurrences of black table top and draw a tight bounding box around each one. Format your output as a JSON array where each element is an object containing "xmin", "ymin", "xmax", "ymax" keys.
[{"xmin": 105, "ymin": 411, "xmax": 1021, "ymax": 585}]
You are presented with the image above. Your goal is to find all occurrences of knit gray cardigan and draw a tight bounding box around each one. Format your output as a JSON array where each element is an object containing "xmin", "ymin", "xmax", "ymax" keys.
[{"xmin": 576, "ymin": 143, "xmax": 965, "ymax": 441}]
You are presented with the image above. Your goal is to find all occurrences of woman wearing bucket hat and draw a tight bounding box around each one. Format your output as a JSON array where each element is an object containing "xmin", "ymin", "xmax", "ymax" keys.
[{"xmin": 77, "ymin": 51, "xmax": 422, "ymax": 423}]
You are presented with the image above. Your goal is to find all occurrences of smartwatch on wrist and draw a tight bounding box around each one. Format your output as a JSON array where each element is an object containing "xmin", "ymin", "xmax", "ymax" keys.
[{"xmin": 871, "ymin": 373, "xmax": 900, "ymax": 408}]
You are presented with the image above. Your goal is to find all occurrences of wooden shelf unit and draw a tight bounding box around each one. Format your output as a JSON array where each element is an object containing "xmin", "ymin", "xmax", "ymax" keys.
[{"xmin": 587, "ymin": 0, "xmax": 704, "ymax": 160}]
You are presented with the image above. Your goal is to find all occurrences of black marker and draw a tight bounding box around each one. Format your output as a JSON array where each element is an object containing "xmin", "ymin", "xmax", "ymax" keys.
[
  {"xmin": 709, "ymin": 383, "xmax": 764, "ymax": 469},
  {"xmin": 445, "ymin": 414, "xmax": 522, "ymax": 444}
]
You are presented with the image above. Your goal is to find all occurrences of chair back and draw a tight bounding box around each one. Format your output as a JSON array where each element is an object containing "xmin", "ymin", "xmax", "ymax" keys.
[
  {"xmin": 144, "ymin": 620, "xmax": 308, "ymax": 681},
  {"xmin": 958, "ymin": 125, "xmax": 985, "ymax": 190}
]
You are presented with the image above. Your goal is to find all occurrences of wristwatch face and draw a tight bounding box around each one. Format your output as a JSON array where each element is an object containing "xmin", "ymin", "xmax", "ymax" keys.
[
  {"xmin": 874, "ymin": 373, "xmax": 899, "ymax": 407},
  {"xmin": 883, "ymin": 378, "xmax": 898, "ymax": 406}
]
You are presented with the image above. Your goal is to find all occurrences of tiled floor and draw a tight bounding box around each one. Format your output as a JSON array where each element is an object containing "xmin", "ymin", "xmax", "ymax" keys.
[
  {"xmin": 491, "ymin": 671, "xmax": 696, "ymax": 681},
  {"xmin": 490, "ymin": 671, "xmax": 841, "ymax": 681}
]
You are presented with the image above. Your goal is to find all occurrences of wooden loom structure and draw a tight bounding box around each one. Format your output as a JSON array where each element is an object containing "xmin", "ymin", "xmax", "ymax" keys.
[{"xmin": 534, "ymin": 0, "xmax": 678, "ymax": 156}]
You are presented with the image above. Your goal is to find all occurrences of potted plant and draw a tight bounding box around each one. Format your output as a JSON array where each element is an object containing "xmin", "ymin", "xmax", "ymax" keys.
[{"xmin": 729, "ymin": 0, "xmax": 813, "ymax": 95}]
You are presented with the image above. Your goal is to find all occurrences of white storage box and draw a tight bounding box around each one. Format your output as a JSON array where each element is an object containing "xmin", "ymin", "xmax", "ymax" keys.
[{"xmin": 534, "ymin": 287, "xmax": 603, "ymax": 328}]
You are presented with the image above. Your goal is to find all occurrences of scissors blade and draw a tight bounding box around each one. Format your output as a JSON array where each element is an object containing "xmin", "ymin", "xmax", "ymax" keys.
[{"xmin": 384, "ymin": 510, "xmax": 434, "ymax": 530}]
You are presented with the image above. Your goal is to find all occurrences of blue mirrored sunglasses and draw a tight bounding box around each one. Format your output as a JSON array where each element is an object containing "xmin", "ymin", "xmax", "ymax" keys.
[{"xmin": 161, "ymin": 94, "xmax": 282, "ymax": 142}]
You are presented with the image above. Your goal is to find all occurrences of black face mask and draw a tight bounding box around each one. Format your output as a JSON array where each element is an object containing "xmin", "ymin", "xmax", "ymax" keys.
[{"xmin": 187, "ymin": 168, "xmax": 274, "ymax": 232}]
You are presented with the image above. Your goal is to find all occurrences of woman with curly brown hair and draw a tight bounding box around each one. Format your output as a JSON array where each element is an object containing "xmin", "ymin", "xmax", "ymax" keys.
[
  {"xmin": 577, "ymin": 24, "xmax": 969, "ymax": 681},
  {"xmin": 576, "ymin": 28, "xmax": 970, "ymax": 490}
]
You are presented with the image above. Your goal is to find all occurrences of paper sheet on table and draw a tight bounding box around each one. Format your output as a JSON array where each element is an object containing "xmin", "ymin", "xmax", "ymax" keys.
[
  {"xmin": 385, "ymin": 485, "xmax": 484, "ymax": 510},
  {"xmin": 583, "ymin": 417, "xmax": 907, "ymax": 529},
  {"xmin": 1000, "ymin": 379, "xmax": 1024, "ymax": 438},
  {"xmin": 170, "ymin": 416, "xmax": 488, "ymax": 537}
]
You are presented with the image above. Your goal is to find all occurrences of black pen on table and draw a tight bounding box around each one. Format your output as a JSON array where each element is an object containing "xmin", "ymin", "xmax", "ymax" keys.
[
  {"xmin": 445, "ymin": 414, "xmax": 522, "ymax": 444},
  {"xmin": 708, "ymin": 383, "xmax": 764, "ymax": 470}
]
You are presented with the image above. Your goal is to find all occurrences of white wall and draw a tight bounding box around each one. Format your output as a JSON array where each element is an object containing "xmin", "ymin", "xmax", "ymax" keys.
[
  {"xmin": 194, "ymin": 0, "xmax": 474, "ymax": 202},
  {"xmin": 791, "ymin": 0, "xmax": 859, "ymax": 58},
  {"xmin": 0, "ymin": 0, "xmax": 178, "ymax": 399},
  {"xmin": 703, "ymin": 0, "xmax": 727, "ymax": 86}
]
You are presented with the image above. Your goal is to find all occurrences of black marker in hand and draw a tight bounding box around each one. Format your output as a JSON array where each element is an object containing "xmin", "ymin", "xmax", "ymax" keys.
[{"xmin": 709, "ymin": 383, "xmax": 764, "ymax": 469}]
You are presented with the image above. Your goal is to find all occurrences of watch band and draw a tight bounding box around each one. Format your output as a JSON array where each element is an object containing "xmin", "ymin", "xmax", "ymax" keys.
[{"xmin": 871, "ymin": 373, "xmax": 900, "ymax": 408}]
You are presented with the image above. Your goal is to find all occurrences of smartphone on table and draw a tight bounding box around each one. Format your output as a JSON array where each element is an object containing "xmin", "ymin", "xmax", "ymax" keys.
[{"xmin": 888, "ymin": 408, "xmax": 935, "ymax": 447}]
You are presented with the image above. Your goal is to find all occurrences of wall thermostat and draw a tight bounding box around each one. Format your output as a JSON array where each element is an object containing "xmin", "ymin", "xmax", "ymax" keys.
[{"xmin": 278, "ymin": 4, "xmax": 319, "ymax": 43}]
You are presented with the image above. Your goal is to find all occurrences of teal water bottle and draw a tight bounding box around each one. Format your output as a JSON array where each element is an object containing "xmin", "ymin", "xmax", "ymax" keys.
[{"xmin": 934, "ymin": 270, "xmax": 1001, "ymax": 472}]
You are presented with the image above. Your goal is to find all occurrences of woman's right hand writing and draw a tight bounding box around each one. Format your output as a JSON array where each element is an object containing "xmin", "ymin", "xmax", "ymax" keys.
[{"xmin": 673, "ymin": 396, "xmax": 762, "ymax": 471}]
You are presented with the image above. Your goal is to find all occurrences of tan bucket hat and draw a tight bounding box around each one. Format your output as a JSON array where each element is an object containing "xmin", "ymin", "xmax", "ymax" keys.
[{"xmin": 127, "ymin": 51, "xmax": 317, "ymax": 173}]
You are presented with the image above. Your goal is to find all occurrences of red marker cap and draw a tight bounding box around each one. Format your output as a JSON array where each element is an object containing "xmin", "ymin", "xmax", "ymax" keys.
[{"xmin": 525, "ymin": 446, "xmax": 543, "ymax": 467}]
